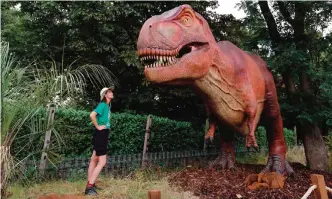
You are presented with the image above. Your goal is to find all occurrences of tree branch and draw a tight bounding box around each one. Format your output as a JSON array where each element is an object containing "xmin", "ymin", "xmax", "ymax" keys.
[
  {"xmin": 277, "ymin": 1, "xmax": 295, "ymax": 27},
  {"xmin": 258, "ymin": 1, "xmax": 281, "ymax": 45},
  {"xmin": 258, "ymin": 1, "xmax": 298, "ymax": 105}
]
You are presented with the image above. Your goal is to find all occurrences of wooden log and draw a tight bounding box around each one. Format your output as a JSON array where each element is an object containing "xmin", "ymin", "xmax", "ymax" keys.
[
  {"xmin": 142, "ymin": 115, "xmax": 152, "ymax": 168},
  {"xmin": 148, "ymin": 190, "xmax": 161, "ymax": 199},
  {"xmin": 39, "ymin": 107, "xmax": 55, "ymax": 176},
  {"xmin": 310, "ymin": 174, "xmax": 328, "ymax": 199},
  {"xmin": 203, "ymin": 118, "xmax": 209, "ymax": 151}
]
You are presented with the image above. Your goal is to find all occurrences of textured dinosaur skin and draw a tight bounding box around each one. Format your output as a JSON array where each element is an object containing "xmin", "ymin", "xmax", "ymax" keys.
[{"xmin": 136, "ymin": 4, "xmax": 294, "ymax": 177}]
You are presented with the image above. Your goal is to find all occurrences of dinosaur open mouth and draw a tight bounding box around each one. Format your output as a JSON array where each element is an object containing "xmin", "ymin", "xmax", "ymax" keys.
[{"xmin": 137, "ymin": 42, "xmax": 208, "ymax": 69}]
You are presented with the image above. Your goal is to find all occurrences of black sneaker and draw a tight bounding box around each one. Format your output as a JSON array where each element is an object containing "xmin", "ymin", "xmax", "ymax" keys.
[
  {"xmin": 85, "ymin": 187, "xmax": 97, "ymax": 195},
  {"xmin": 93, "ymin": 184, "xmax": 103, "ymax": 191}
]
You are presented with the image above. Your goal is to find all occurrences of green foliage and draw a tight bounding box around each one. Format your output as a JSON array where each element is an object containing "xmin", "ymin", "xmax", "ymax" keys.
[{"xmin": 325, "ymin": 134, "xmax": 332, "ymax": 152}]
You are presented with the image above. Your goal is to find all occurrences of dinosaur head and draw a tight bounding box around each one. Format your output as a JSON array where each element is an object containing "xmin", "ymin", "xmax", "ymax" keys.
[{"xmin": 137, "ymin": 4, "xmax": 217, "ymax": 84}]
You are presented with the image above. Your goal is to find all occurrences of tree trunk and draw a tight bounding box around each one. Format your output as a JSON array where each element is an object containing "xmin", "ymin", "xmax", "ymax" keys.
[
  {"xmin": 322, "ymin": 121, "xmax": 329, "ymax": 137},
  {"xmin": 302, "ymin": 124, "xmax": 328, "ymax": 171}
]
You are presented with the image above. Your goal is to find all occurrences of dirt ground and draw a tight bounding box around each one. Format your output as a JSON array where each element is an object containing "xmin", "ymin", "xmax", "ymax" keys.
[{"xmin": 168, "ymin": 163, "xmax": 332, "ymax": 199}]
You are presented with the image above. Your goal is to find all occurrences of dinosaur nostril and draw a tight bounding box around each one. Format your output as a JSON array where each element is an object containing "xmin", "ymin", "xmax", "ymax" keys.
[{"xmin": 149, "ymin": 24, "xmax": 152, "ymax": 28}]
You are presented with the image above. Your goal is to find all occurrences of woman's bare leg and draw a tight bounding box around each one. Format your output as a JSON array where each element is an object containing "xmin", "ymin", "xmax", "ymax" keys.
[
  {"xmin": 88, "ymin": 150, "xmax": 98, "ymax": 181},
  {"xmin": 88, "ymin": 155, "xmax": 107, "ymax": 184}
]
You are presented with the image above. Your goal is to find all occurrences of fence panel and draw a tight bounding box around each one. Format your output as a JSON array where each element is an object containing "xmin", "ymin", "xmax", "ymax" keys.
[{"xmin": 23, "ymin": 148, "xmax": 267, "ymax": 179}]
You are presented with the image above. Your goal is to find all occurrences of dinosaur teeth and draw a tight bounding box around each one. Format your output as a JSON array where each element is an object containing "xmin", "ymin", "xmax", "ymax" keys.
[{"xmin": 142, "ymin": 54, "xmax": 179, "ymax": 69}]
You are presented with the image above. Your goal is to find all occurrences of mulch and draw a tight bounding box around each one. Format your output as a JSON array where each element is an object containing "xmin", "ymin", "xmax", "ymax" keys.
[{"xmin": 168, "ymin": 163, "xmax": 332, "ymax": 199}]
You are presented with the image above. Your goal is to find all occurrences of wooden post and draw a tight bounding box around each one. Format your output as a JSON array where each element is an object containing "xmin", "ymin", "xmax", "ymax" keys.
[
  {"xmin": 203, "ymin": 118, "xmax": 209, "ymax": 151},
  {"xmin": 294, "ymin": 126, "xmax": 297, "ymax": 145},
  {"xmin": 39, "ymin": 107, "xmax": 55, "ymax": 176},
  {"xmin": 142, "ymin": 115, "xmax": 152, "ymax": 168},
  {"xmin": 310, "ymin": 174, "xmax": 328, "ymax": 199},
  {"xmin": 148, "ymin": 190, "xmax": 161, "ymax": 199}
]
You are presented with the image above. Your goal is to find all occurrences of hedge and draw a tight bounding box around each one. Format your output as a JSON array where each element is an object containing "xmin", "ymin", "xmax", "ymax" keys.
[
  {"xmin": 12, "ymin": 107, "xmax": 295, "ymax": 159},
  {"xmin": 12, "ymin": 108, "xmax": 205, "ymax": 158}
]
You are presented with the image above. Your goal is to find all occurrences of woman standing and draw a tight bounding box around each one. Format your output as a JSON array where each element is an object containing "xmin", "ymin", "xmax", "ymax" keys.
[{"xmin": 85, "ymin": 87, "xmax": 113, "ymax": 195}]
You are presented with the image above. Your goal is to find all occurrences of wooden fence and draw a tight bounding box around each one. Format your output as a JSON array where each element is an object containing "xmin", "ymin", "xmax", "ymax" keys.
[{"xmin": 22, "ymin": 148, "xmax": 267, "ymax": 179}]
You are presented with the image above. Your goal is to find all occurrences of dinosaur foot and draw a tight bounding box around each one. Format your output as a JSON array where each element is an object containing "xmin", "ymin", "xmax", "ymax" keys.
[
  {"xmin": 204, "ymin": 136, "xmax": 214, "ymax": 145},
  {"xmin": 260, "ymin": 155, "xmax": 294, "ymax": 176},
  {"xmin": 208, "ymin": 151, "xmax": 235, "ymax": 169},
  {"xmin": 245, "ymin": 134, "xmax": 259, "ymax": 151}
]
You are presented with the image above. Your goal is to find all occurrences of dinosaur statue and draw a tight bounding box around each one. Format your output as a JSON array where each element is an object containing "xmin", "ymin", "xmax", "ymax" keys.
[{"xmin": 136, "ymin": 4, "xmax": 294, "ymax": 177}]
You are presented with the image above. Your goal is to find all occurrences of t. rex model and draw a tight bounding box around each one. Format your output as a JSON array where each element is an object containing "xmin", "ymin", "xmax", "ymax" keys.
[{"xmin": 136, "ymin": 4, "xmax": 294, "ymax": 177}]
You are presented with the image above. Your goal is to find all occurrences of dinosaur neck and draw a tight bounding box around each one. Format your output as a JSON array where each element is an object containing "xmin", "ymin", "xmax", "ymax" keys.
[{"xmin": 192, "ymin": 50, "xmax": 245, "ymax": 112}]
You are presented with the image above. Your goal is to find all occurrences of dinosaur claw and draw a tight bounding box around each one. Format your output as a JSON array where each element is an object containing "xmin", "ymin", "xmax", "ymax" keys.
[
  {"xmin": 245, "ymin": 135, "xmax": 259, "ymax": 150},
  {"xmin": 204, "ymin": 136, "xmax": 213, "ymax": 145}
]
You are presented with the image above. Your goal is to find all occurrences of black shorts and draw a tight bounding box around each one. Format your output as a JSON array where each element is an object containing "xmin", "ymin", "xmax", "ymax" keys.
[{"xmin": 92, "ymin": 129, "xmax": 109, "ymax": 156}]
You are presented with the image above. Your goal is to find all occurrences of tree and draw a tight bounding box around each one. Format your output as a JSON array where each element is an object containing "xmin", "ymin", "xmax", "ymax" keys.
[{"xmin": 239, "ymin": 1, "xmax": 332, "ymax": 171}]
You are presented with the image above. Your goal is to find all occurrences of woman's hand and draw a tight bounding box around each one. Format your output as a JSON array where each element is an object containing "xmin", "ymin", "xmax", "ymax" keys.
[{"xmin": 97, "ymin": 125, "xmax": 106, "ymax": 130}]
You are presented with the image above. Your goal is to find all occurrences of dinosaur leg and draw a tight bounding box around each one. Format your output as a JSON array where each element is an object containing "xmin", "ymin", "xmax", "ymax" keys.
[
  {"xmin": 204, "ymin": 104, "xmax": 216, "ymax": 143},
  {"xmin": 204, "ymin": 118, "xmax": 216, "ymax": 142},
  {"xmin": 245, "ymin": 109, "xmax": 258, "ymax": 150},
  {"xmin": 209, "ymin": 131, "xmax": 235, "ymax": 169},
  {"xmin": 260, "ymin": 77, "xmax": 294, "ymax": 176},
  {"xmin": 261, "ymin": 114, "xmax": 294, "ymax": 176}
]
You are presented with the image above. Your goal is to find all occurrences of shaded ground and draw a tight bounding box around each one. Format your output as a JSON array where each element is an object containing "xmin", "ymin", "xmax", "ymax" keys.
[{"xmin": 168, "ymin": 163, "xmax": 332, "ymax": 199}]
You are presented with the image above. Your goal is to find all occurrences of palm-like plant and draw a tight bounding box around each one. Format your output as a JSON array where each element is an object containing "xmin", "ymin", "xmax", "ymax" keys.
[{"xmin": 1, "ymin": 42, "xmax": 117, "ymax": 197}]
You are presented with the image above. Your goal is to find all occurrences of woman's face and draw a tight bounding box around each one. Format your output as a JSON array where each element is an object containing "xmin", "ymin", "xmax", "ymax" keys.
[{"xmin": 106, "ymin": 90, "xmax": 114, "ymax": 99}]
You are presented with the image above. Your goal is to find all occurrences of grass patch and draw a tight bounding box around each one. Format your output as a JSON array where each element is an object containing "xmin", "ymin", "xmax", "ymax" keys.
[
  {"xmin": 236, "ymin": 150, "xmax": 268, "ymax": 165},
  {"xmin": 235, "ymin": 146, "xmax": 310, "ymax": 168},
  {"xmin": 286, "ymin": 146, "xmax": 306, "ymax": 166},
  {"xmin": 8, "ymin": 169, "xmax": 198, "ymax": 199}
]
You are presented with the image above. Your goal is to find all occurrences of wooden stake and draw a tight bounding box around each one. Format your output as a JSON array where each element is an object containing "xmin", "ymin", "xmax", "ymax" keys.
[
  {"xmin": 148, "ymin": 190, "xmax": 161, "ymax": 199},
  {"xmin": 310, "ymin": 174, "xmax": 328, "ymax": 199},
  {"xmin": 39, "ymin": 107, "xmax": 55, "ymax": 176},
  {"xmin": 142, "ymin": 115, "xmax": 152, "ymax": 168},
  {"xmin": 203, "ymin": 118, "xmax": 209, "ymax": 151}
]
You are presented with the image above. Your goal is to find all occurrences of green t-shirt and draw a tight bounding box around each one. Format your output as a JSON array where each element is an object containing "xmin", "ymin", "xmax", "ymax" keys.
[{"xmin": 94, "ymin": 102, "xmax": 111, "ymax": 129}]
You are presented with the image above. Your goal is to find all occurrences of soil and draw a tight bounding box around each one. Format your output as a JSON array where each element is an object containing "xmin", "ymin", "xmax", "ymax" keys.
[{"xmin": 168, "ymin": 163, "xmax": 332, "ymax": 199}]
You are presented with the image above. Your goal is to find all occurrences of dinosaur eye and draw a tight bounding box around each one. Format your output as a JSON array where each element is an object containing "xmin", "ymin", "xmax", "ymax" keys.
[{"xmin": 180, "ymin": 15, "xmax": 192, "ymax": 26}]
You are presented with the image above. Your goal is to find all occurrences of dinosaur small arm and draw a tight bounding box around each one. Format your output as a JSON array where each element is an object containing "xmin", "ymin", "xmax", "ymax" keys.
[{"xmin": 136, "ymin": 4, "xmax": 294, "ymax": 178}]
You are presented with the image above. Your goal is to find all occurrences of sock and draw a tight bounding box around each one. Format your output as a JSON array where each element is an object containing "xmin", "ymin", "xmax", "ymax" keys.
[{"xmin": 87, "ymin": 181, "xmax": 94, "ymax": 188}]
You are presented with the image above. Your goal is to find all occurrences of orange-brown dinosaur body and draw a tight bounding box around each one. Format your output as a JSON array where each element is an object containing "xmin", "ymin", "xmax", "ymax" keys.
[{"xmin": 136, "ymin": 4, "xmax": 294, "ymax": 176}]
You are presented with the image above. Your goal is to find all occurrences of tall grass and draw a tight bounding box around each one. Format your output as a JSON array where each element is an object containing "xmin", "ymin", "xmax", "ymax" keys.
[{"xmin": 286, "ymin": 146, "xmax": 307, "ymax": 166}]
